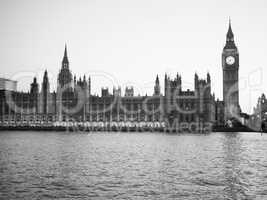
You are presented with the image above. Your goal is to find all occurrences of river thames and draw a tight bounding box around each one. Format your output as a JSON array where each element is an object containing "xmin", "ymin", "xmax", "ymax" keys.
[{"xmin": 0, "ymin": 131, "xmax": 267, "ymax": 199}]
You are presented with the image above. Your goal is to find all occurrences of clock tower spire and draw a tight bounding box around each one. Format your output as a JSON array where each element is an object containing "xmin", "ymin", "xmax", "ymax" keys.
[
  {"xmin": 224, "ymin": 19, "xmax": 237, "ymax": 50},
  {"xmin": 222, "ymin": 19, "xmax": 240, "ymax": 123}
]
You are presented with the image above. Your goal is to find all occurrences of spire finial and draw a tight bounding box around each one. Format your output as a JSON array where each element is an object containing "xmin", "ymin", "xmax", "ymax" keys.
[
  {"xmin": 64, "ymin": 43, "xmax": 67, "ymax": 58},
  {"xmin": 44, "ymin": 70, "xmax": 48, "ymax": 79},
  {"xmin": 226, "ymin": 18, "xmax": 234, "ymax": 40},
  {"xmin": 224, "ymin": 18, "xmax": 237, "ymax": 49},
  {"xmin": 62, "ymin": 43, "xmax": 69, "ymax": 65},
  {"xmin": 156, "ymin": 74, "xmax": 159, "ymax": 84}
]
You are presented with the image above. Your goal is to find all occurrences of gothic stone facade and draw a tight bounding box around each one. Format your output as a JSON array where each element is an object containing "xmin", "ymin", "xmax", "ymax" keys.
[{"xmin": 0, "ymin": 21, "xmax": 241, "ymax": 127}]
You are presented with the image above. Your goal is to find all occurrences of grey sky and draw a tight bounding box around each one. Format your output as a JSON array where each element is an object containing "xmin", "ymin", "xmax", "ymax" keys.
[{"xmin": 0, "ymin": 0, "xmax": 267, "ymax": 114}]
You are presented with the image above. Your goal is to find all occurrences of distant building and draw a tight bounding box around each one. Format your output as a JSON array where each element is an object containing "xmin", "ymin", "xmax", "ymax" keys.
[
  {"xmin": 0, "ymin": 21, "xmax": 247, "ymax": 129},
  {"xmin": 0, "ymin": 78, "xmax": 17, "ymax": 91},
  {"xmin": 250, "ymin": 94, "xmax": 267, "ymax": 130}
]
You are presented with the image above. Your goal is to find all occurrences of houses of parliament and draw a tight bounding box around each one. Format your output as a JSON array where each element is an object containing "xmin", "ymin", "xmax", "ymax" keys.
[{"xmin": 0, "ymin": 22, "xmax": 251, "ymax": 129}]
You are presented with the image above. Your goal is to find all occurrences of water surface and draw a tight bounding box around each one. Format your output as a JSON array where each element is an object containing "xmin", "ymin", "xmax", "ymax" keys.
[{"xmin": 0, "ymin": 131, "xmax": 267, "ymax": 199}]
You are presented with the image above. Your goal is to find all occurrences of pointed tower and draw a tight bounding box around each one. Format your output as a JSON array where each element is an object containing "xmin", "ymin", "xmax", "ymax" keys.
[
  {"xmin": 164, "ymin": 73, "xmax": 168, "ymax": 97},
  {"xmin": 58, "ymin": 44, "xmax": 73, "ymax": 88},
  {"xmin": 154, "ymin": 75, "xmax": 160, "ymax": 95},
  {"xmin": 62, "ymin": 44, "xmax": 69, "ymax": 68},
  {"xmin": 41, "ymin": 70, "xmax": 50, "ymax": 114},
  {"xmin": 222, "ymin": 19, "xmax": 240, "ymax": 121},
  {"xmin": 57, "ymin": 44, "xmax": 73, "ymax": 121},
  {"xmin": 206, "ymin": 72, "xmax": 211, "ymax": 98},
  {"xmin": 88, "ymin": 76, "xmax": 91, "ymax": 96},
  {"xmin": 194, "ymin": 73, "xmax": 199, "ymax": 90},
  {"xmin": 224, "ymin": 19, "xmax": 237, "ymax": 50}
]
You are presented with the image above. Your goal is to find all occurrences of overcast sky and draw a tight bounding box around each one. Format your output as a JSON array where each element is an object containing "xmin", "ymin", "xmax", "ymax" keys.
[{"xmin": 0, "ymin": 0, "xmax": 267, "ymax": 114}]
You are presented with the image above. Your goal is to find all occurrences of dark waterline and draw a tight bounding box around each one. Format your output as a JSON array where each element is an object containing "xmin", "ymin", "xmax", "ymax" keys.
[{"xmin": 0, "ymin": 131, "xmax": 267, "ymax": 199}]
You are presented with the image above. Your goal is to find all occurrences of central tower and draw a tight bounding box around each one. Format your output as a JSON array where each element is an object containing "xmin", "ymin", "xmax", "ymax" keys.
[
  {"xmin": 58, "ymin": 44, "xmax": 73, "ymax": 87},
  {"xmin": 222, "ymin": 20, "xmax": 240, "ymax": 121}
]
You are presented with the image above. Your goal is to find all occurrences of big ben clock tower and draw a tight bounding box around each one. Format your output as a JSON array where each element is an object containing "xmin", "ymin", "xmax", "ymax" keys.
[{"xmin": 222, "ymin": 20, "xmax": 240, "ymax": 122}]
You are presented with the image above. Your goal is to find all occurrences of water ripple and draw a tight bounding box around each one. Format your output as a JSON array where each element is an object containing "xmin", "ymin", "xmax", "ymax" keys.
[{"xmin": 0, "ymin": 131, "xmax": 267, "ymax": 199}]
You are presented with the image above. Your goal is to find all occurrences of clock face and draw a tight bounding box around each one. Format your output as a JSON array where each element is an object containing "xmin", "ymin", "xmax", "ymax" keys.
[{"xmin": 226, "ymin": 56, "xmax": 235, "ymax": 65}]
